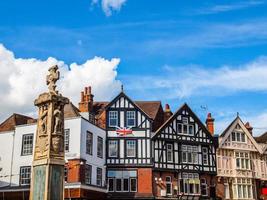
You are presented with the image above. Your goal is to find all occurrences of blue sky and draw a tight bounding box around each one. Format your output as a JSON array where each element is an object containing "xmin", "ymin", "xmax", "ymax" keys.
[{"xmin": 1, "ymin": 0, "xmax": 267, "ymax": 135}]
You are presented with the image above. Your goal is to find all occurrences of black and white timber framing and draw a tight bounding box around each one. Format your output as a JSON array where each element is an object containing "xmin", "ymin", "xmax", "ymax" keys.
[
  {"xmin": 152, "ymin": 103, "xmax": 218, "ymax": 174},
  {"xmin": 105, "ymin": 91, "xmax": 153, "ymax": 167}
]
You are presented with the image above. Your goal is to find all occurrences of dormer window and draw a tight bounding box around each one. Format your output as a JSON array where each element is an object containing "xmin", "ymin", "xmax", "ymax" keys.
[
  {"xmin": 109, "ymin": 111, "xmax": 118, "ymax": 127},
  {"xmin": 126, "ymin": 111, "xmax": 135, "ymax": 127}
]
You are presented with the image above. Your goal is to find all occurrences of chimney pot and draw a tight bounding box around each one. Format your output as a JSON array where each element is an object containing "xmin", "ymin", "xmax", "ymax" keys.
[
  {"xmin": 85, "ymin": 87, "xmax": 88, "ymax": 94},
  {"xmin": 88, "ymin": 86, "xmax": 91, "ymax": 94},
  {"xmin": 81, "ymin": 92, "xmax": 85, "ymax": 102},
  {"xmin": 165, "ymin": 104, "xmax": 170, "ymax": 111},
  {"xmin": 206, "ymin": 113, "xmax": 215, "ymax": 135},
  {"xmin": 245, "ymin": 122, "xmax": 253, "ymax": 135}
]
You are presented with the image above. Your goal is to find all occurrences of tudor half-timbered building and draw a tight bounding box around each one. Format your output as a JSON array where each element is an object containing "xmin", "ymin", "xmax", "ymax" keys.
[
  {"xmin": 216, "ymin": 116, "xmax": 267, "ymax": 200},
  {"xmin": 152, "ymin": 104, "xmax": 218, "ymax": 199},
  {"xmin": 104, "ymin": 90, "xmax": 162, "ymax": 199}
]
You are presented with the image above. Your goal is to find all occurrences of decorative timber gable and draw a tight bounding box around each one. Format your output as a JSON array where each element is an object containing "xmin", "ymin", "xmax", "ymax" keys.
[
  {"xmin": 152, "ymin": 103, "xmax": 218, "ymax": 173},
  {"xmin": 219, "ymin": 116, "xmax": 262, "ymax": 153}
]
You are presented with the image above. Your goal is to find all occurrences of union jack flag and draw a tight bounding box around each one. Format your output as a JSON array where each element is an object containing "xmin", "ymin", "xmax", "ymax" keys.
[{"xmin": 116, "ymin": 127, "xmax": 133, "ymax": 136}]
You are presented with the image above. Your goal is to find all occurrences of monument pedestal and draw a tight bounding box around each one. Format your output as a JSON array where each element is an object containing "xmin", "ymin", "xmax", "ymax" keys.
[{"xmin": 29, "ymin": 65, "xmax": 69, "ymax": 200}]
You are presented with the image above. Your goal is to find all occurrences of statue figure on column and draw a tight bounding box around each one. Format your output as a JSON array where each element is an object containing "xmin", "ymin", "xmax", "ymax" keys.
[{"xmin": 46, "ymin": 65, "xmax": 60, "ymax": 94}]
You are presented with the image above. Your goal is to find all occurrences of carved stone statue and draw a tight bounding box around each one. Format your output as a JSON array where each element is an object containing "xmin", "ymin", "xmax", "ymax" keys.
[
  {"xmin": 46, "ymin": 65, "xmax": 60, "ymax": 94},
  {"xmin": 30, "ymin": 65, "xmax": 69, "ymax": 200}
]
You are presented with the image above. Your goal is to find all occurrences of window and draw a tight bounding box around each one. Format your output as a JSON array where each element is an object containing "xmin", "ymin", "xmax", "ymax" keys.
[
  {"xmin": 108, "ymin": 178, "xmax": 114, "ymax": 191},
  {"xmin": 123, "ymin": 178, "xmax": 129, "ymax": 191},
  {"xmin": 116, "ymin": 179, "xmax": 122, "ymax": 191},
  {"xmin": 86, "ymin": 132, "xmax": 93, "ymax": 155},
  {"xmin": 126, "ymin": 111, "xmax": 135, "ymax": 127},
  {"xmin": 97, "ymin": 136, "xmax": 103, "ymax": 158},
  {"xmin": 109, "ymin": 140, "xmax": 118, "ymax": 157},
  {"xmin": 109, "ymin": 111, "xmax": 118, "ymax": 127},
  {"xmin": 202, "ymin": 147, "xmax": 208, "ymax": 165},
  {"xmin": 167, "ymin": 144, "xmax": 173, "ymax": 162},
  {"xmin": 64, "ymin": 167, "xmax": 68, "ymax": 182},
  {"xmin": 234, "ymin": 178, "xmax": 253, "ymax": 199},
  {"xmin": 232, "ymin": 132, "xmax": 246, "ymax": 142},
  {"xmin": 235, "ymin": 152, "xmax": 250, "ymax": 170},
  {"xmin": 126, "ymin": 140, "xmax": 136, "ymax": 157},
  {"xmin": 20, "ymin": 166, "xmax": 31, "ymax": 185},
  {"xmin": 64, "ymin": 129, "xmax": 70, "ymax": 152},
  {"xmin": 178, "ymin": 117, "xmax": 194, "ymax": 135},
  {"xmin": 96, "ymin": 168, "xmax": 102, "ymax": 186},
  {"xmin": 166, "ymin": 176, "xmax": 172, "ymax": 195},
  {"xmin": 201, "ymin": 178, "xmax": 208, "ymax": 196},
  {"xmin": 181, "ymin": 145, "xmax": 198, "ymax": 164},
  {"xmin": 21, "ymin": 134, "xmax": 33, "ymax": 156},
  {"xmin": 108, "ymin": 170, "xmax": 137, "ymax": 192},
  {"xmin": 179, "ymin": 173, "xmax": 200, "ymax": 195},
  {"xmin": 85, "ymin": 165, "xmax": 92, "ymax": 185}
]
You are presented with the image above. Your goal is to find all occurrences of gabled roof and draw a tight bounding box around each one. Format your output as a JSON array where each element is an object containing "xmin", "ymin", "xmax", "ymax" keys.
[
  {"xmin": 255, "ymin": 131, "xmax": 267, "ymax": 144},
  {"xmin": 64, "ymin": 102, "xmax": 81, "ymax": 118},
  {"xmin": 219, "ymin": 116, "xmax": 262, "ymax": 153},
  {"xmin": 0, "ymin": 113, "xmax": 35, "ymax": 132},
  {"xmin": 92, "ymin": 92, "xmax": 162, "ymax": 121},
  {"xmin": 152, "ymin": 103, "xmax": 215, "ymax": 142}
]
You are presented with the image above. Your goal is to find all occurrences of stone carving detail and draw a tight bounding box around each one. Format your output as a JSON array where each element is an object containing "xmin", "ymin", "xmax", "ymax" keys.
[
  {"xmin": 46, "ymin": 65, "xmax": 60, "ymax": 94},
  {"xmin": 51, "ymin": 103, "xmax": 64, "ymax": 155},
  {"xmin": 33, "ymin": 65, "xmax": 69, "ymax": 161}
]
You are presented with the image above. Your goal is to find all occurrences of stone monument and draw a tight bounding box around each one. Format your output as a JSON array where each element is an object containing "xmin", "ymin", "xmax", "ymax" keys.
[{"xmin": 29, "ymin": 65, "xmax": 69, "ymax": 200}]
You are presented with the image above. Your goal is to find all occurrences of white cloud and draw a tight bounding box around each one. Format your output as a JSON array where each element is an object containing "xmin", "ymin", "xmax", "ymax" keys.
[
  {"xmin": 92, "ymin": 0, "xmax": 126, "ymax": 16},
  {"xmin": 196, "ymin": 1, "xmax": 265, "ymax": 15},
  {"xmin": 215, "ymin": 111, "xmax": 267, "ymax": 136},
  {"xmin": 122, "ymin": 56, "xmax": 267, "ymax": 99},
  {"xmin": 0, "ymin": 44, "xmax": 121, "ymax": 121}
]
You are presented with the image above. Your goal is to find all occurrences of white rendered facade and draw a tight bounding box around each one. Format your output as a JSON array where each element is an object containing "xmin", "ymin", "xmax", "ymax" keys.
[{"xmin": 0, "ymin": 116, "xmax": 106, "ymax": 193}]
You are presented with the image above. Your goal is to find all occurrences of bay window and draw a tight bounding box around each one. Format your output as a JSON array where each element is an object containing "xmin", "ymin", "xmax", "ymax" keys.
[
  {"xmin": 181, "ymin": 145, "xmax": 198, "ymax": 164},
  {"xmin": 108, "ymin": 170, "xmax": 137, "ymax": 192},
  {"xmin": 179, "ymin": 173, "xmax": 200, "ymax": 195}
]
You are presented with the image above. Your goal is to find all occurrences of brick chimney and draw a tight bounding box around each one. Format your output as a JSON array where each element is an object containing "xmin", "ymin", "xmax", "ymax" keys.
[
  {"xmin": 245, "ymin": 122, "xmax": 253, "ymax": 135},
  {"xmin": 164, "ymin": 104, "xmax": 173, "ymax": 122},
  {"xmin": 78, "ymin": 86, "xmax": 94, "ymax": 113},
  {"xmin": 206, "ymin": 113, "xmax": 215, "ymax": 135}
]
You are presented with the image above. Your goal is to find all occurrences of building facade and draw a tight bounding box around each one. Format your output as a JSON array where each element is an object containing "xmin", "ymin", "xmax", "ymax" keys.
[
  {"xmin": 0, "ymin": 102, "xmax": 107, "ymax": 200},
  {"xmin": 216, "ymin": 116, "xmax": 267, "ymax": 200},
  {"xmin": 152, "ymin": 104, "xmax": 218, "ymax": 199}
]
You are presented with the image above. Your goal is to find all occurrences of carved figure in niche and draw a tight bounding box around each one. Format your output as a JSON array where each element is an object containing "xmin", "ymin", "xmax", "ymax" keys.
[
  {"xmin": 53, "ymin": 106, "xmax": 63, "ymax": 134},
  {"xmin": 46, "ymin": 65, "xmax": 59, "ymax": 94},
  {"xmin": 38, "ymin": 105, "xmax": 48, "ymax": 154},
  {"xmin": 52, "ymin": 104, "xmax": 64, "ymax": 154},
  {"xmin": 40, "ymin": 105, "xmax": 48, "ymax": 136}
]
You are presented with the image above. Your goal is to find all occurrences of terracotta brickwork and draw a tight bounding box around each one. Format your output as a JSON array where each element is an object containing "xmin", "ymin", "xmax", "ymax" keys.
[
  {"xmin": 67, "ymin": 159, "xmax": 85, "ymax": 183},
  {"xmin": 137, "ymin": 168, "xmax": 153, "ymax": 197},
  {"xmin": 153, "ymin": 171, "xmax": 179, "ymax": 197}
]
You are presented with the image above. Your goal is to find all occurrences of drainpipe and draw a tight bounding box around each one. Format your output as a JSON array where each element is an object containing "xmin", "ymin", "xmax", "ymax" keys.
[{"xmin": 9, "ymin": 131, "xmax": 16, "ymax": 186}]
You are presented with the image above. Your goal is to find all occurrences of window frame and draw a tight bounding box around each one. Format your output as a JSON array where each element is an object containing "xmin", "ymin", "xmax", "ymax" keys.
[
  {"xmin": 126, "ymin": 111, "xmax": 136, "ymax": 127},
  {"xmin": 166, "ymin": 143, "xmax": 173, "ymax": 163},
  {"xmin": 86, "ymin": 131, "xmax": 93, "ymax": 155},
  {"xmin": 20, "ymin": 166, "xmax": 31, "ymax": 185},
  {"xmin": 85, "ymin": 164, "xmax": 92, "ymax": 185},
  {"xmin": 97, "ymin": 136, "xmax": 103, "ymax": 158},
  {"xmin": 108, "ymin": 140, "xmax": 118, "ymax": 158},
  {"xmin": 125, "ymin": 140, "xmax": 136, "ymax": 158},
  {"xmin": 64, "ymin": 129, "xmax": 70, "ymax": 152},
  {"xmin": 202, "ymin": 147, "xmax": 209, "ymax": 165},
  {"xmin": 96, "ymin": 167, "xmax": 102, "ymax": 186},
  {"xmin": 166, "ymin": 176, "xmax": 172, "ymax": 195},
  {"xmin": 109, "ymin": 111, "xmax": 118, "ymax": 127},
  {"xmin": 21, "ymin": 134, "xmax": 34, "ymax": 156}
]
